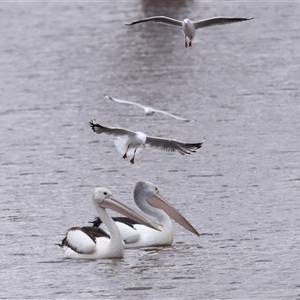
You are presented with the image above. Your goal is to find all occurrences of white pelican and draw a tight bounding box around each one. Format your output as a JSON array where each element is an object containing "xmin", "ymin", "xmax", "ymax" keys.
[
  {"xmin": 126, "ymin": 16, "xmax": 253, "ymax": 48},
  {"xmin": 57, "ymin": 187, "xmax": 160, "ymax": 259},
  {"xmin": 91, "ymin": 181, "xmax": 200, "ymax": 248},
  {"xmin": 89, "ymin": 120, "xmax": 204, "ymax": 164},
  {"xmin": 104, "ymin": 94, "xmax": 194, "ymax": 122}
]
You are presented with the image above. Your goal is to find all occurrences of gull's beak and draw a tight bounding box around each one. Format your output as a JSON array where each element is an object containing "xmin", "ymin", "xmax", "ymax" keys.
[
  {"xmin": 101, "ymin": 196, "xmax": 161, "ymax": 231},
  {"xmin": 147, "ymin": 193, "xmax": 200, "ymax": 236}
]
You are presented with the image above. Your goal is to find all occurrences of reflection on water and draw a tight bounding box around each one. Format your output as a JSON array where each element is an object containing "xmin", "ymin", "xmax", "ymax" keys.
[{"xmin": 141, "ymin": 0, "xmax": 193, "ymax": 17}]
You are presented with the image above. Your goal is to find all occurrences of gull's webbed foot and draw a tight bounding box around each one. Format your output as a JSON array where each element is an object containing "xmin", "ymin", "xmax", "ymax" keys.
[
  {"xmin": 122, "ymin": 153, "xmax": 127, "ymax": 159},
  {"xmin": 130, "ymin": 157, "xmax": 135, "ymax": 164}
]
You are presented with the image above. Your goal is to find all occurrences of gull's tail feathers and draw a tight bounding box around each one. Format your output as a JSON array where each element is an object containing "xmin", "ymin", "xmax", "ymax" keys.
[
  {"xmin": 114, "ymin": 137, "xmax": 127, "ymax": 155},
  {"xmin": 114, "ymin": 137, "xmax": 143, "ymax": 156},
  {"xmin": 192, "ymin": 35, "xmax": 201, "ymax": 43}
]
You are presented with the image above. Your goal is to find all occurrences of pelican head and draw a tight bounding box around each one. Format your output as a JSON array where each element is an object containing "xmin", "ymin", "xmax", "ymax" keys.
[
  {"xmin": 134, "ymin": 181, "xmax": 200, "ymax": 236},
  {"xmin": 92, "ymin": 187, "xmax": 112, "ymax": 206},
  {"xmin": 93, "ymin": 187, "xmax": 160, "ymax": 231},
  {"xmin": 134, "ymin": 181, "xmax": 157, "ymax": 200}
]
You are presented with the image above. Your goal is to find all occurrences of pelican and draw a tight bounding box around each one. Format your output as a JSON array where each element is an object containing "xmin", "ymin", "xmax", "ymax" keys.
[
  {"xmin": 57, "ymin": 187, "xmax": 160, "ymax": 259},
  {"xmin": 104, "ymin": 94, "xmax": 194, "ymax": 122},
  {"xmin": 126, "ymin": 16, "xmax": 253, "ymax": 48},
  {"xmin": 89, "ymin": 120, "xmax": 204, "ymax": 164},
  {"xmin": 91, "ymin": 181, "xmax": 200, "ymax": 248}
]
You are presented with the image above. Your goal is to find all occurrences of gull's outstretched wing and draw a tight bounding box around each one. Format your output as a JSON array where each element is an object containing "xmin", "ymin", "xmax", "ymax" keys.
[
  {"xmin": 90, "ymin": 120, "xmax": 135, "ymax": 137},
  {"xmin": 126, "ymin": 16, "xmax": 182, "ymax": 27},
  {"xmin": 152, "ymin": 108, "xmax": 194, "ymax": 122},
  {"xmin": 194, "ymin": 17, "xmax": 253, "ymax": 30},
  {"xmin": 104, "ymin": 94, "xmax": 146, "ymax": 110},
  {"xmin": 146, "ymin": 136, "xmax": 204, "ymax": 155}
]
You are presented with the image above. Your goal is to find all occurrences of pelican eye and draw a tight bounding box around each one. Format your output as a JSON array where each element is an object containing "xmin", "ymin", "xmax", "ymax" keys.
[{"xmin": 103, "ymin": 192, "xmax": 108, "ymax": 196}]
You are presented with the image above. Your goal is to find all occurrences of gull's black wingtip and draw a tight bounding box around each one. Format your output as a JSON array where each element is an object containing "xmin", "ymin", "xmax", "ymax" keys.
[
  {"xmin": 89, "ymin": 119, "xmax": 97, "ymax": 131},
  {"xmin": 198, "ymin": 137, "xmax": 206, "ymax": 148},
  {"xmin": 104, "ymin": 94, "xmax": 113, "ymax": 101}
]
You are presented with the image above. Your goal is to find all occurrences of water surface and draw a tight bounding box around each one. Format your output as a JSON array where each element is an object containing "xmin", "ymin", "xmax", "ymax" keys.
[{"xmin": 0, "ymin": 1, "xmax": 299, "ymax": 299}]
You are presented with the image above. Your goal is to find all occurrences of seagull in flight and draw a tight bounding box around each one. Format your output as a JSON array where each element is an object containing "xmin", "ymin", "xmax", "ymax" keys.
[
  {"xmin": 90, "ymin": 120, "xmax": 204, "ymax": 164},
  {"xmin": 104, "ymin": 94, "xmax": 194, "ymax": 122},
  {"xmin": 126, "ymin": 16, "xmax": 253, "ymax": 48}
]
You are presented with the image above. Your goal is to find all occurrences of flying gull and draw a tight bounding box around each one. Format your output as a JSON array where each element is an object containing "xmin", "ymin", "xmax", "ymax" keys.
[
  {"xmin": 104, "ymin": 94, "xmax": 194, "ymax": 122},
  {"xmin": 126, "ymin": 16, "xmax": 253, "ymax": 48},
  {"xmin": 90, "ymin": 120, "xmax": 204, "ymax": 164}
]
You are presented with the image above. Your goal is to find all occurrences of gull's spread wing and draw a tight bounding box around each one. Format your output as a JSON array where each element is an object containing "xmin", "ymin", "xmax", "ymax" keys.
[
  {"xmin": 126, "ymin": 16, "xmax": 182, "ymax": 27},
  {"xmin": 104, "ymin": 94, "xmax": 146, "ymax": 110},
  {"xmin": 90, "ymin": 120, "xmax": 135, "ymax": 137},
  {"xmin": 146, "ymin": 136, "xmax": 203, "ymax": 155},
  {"xmin": 194, "ymin": 17, "xmax": 253, "ymax": 30},
  {"xmin": 153, "ymin": 108, "xmax": 194, "ymax": 122}
]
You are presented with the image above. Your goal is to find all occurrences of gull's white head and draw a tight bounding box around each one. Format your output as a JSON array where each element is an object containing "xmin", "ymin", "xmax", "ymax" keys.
[
  {"xmin": 136, "ymin": 132, "xmax": 147, "ymax": 145},
  {"xmin": 144, "ymin": 107, "xmax": 155, "ymax": 116}
]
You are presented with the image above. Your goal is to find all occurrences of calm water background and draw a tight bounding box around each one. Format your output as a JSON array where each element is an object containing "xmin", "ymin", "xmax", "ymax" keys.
[{"xmin": 0, "ymin": 1, "xmax": 299, "ymax": 299}]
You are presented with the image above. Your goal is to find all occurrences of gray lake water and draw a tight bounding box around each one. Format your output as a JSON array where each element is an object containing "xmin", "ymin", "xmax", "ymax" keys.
[{"xmin": 0, "ymin": 1, "xmax": 299, "ymax": 299}]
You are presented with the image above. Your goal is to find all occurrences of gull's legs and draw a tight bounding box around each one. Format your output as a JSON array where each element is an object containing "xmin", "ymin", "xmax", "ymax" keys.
[
  {"xmin": 130, "ymin": 147, "xmax": 139, "ymax": 164},
  {"xmin": 123, "ymin": 145, "xmax": 130, "ymax": 159},
  {"xmin": 184, "ymin": 36, "xmax": 192, "ymax": 48}
]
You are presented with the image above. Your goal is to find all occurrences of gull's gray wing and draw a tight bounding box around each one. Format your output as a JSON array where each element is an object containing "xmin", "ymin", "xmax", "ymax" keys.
[
  {"xmin": 152, "ymin": 108, "xmax": 194, "ymax": 122},
  {"xmin": 126, "ymin": 16, "xmax": 182, "ymax": 27},
  {"xmin": 90, "ymin": 120, "xmax": 135, "ymax": 137},
  {"xmin": 194, "ymin": 17, "xmax": 253, "ymax": 30},
  {"xmin": 104, "ymin": 94, "xmax": 146, "ymax": 110},
  {"xmin": 146, "ymin": 136, "xmax": 204, "ymax": 155}
]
